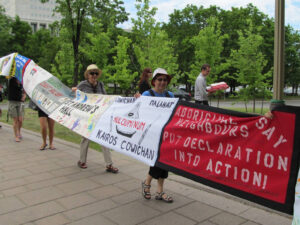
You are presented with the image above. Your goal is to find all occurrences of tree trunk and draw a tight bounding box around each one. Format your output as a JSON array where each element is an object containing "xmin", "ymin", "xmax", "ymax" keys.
[
  {"xmin": 260, "ymin": 97, "xmax": 264, "ymax": 114},
  {"xmin": 73, "ymin": 50, "xmax": 79, "ymax": 86}
]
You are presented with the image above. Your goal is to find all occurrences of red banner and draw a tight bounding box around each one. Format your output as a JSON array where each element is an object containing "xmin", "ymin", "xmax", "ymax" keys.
[{"xmin": 157, "ymin": 102, "xmax": 300, "ymax": 214}]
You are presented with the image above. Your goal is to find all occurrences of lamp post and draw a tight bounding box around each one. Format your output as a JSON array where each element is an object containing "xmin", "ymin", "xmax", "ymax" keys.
[{"xmin": 271, "ymin": 0, "xmax": 285, "ymax": 109}]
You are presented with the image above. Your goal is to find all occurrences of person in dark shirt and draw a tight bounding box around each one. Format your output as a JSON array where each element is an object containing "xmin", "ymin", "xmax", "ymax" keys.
[
  {"xmin": 138, "ymin": 68, "xmax": 152, "ymax": 94},
  {"xmin": 8, "ymin": 77, "xmax": 26, "ymax": 142}
]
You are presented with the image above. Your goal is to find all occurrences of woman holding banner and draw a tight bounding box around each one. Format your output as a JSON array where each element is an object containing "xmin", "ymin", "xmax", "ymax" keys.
[
  {"xmin": 73, "ymin": 64, "xmax": 118, "ymax": 173},
  {"xmin": 140, "ymin": 68, "xmax": 174, "ymax": 203}
]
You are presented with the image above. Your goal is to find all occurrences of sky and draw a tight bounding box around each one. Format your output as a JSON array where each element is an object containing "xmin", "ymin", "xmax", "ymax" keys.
[{"xmin": 120, "ymin": 0, "xmax": 300, "ymax": 31}]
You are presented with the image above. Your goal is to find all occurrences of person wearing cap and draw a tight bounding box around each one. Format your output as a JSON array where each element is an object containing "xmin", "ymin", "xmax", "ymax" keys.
[
  {"xmin": 72, "ymin": 64, "xmax": 118, "ymax": 173},
  {"xmin": 194, "ymin": 64, "xmax": 212, "ymax": 106},
  {"xmin": 141, "ymin": 67, "xmax": 174, "ymax": 203}
]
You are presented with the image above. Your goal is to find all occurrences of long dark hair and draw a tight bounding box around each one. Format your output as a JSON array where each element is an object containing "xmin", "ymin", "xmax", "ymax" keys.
[{"xmin": 138, "ymin": 68, "xmax": 152, "ymax": 85}]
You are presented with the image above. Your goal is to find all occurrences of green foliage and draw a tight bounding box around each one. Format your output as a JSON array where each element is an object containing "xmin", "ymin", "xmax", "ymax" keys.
[
  {"xmin": 131, "ymin": 0, "xmax": 178, "ymax": 84},
  {"xmin": 94, "ymin": 0, "xmax": 129, "ymax": 31},
  {"xmin": 8, "ymin": 16, "xmax": 32, "ymax": 54},
  {"xmin": 189, "ymin": 17, "xmax": 228, "ymax": 84},
  {"xmin": 228, "ymin": 21, "xmax": 272, "ymax": 112},
  {"xmin": 285, "ymin": 26, "xmax": 300, "ymax": 94},
  {"xmin": 24, "ymin": 29, "xmax": 59, "ymax": 71},
  {"xmin": 0, "ymin": 6, "xmax": 11, "ymax": 56},
  {"xmin": 163, "ymin": 5, "xmax": 222, "ymax": 74},
  {"xmin": 40, "ymin": 0, "xmax": 129, "ymax": 86},
  {"xmin": 50, "ymin": 28, "xmax": 75, "ymax": 86},
  {"xmin": 107, "ymin": 35, "xmax": 137, "ymax": 95},
  {"xmin": 82, "ymin": 18, "xmax": 111, "ymax": 69}
]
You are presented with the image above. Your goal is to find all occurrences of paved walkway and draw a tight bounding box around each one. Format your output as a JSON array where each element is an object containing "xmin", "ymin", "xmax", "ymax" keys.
[{"xmin": 0, "ymin": 123, "xmax": 293, "ymax": 225}]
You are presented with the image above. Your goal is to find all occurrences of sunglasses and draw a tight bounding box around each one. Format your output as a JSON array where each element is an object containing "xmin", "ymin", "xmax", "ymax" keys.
[
  {"xmin": 156, "ymin": 78, "xmax": 168, "ymax": 82},
  {"xmin": 89, "ymin": 72, "xmax": 99, "ymax": 76}
]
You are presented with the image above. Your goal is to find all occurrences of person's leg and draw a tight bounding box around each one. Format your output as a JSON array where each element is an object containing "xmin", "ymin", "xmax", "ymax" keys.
[
  {"xmin": 157, "ymin": 178, "xmax": 164, "ymax": 193},
  {"xmin": 12, "ymin": 117, "xmax": 20, "ymax": 142},
  {"xmin": 145, "ymin": 174, "xmax": 152, "ymax": 186},
  {"xmin": 142, "ymin": 173, "xmax": 152, "ymax": 199},
  {"xmin": 17, "ymin": 116, "xmax": 23, "ymax": 138},
  {"xmin": 39, "ymin": 117, "xmax": 48, "ymax": 149},
  {"xmin": 48, "ymin": 118, "xmax": 55, "ymax": 149},
  {"xmin": 80, "ymin": 137, "xmax": 89, "ymax": 164},
  {"xmin": 18, "ymin": 103, "xmax": 25, "ymax": 138},
  {"xmin": 102, "ymin": 146, "xmax": 113, "ymax": 166},
  {"xmin": 156, "ymin": 178, "xmax": 173, "ymax": 202},
  {"xmin": 102, "ymin": 146, "xmax": 118, "ymax": 173}
]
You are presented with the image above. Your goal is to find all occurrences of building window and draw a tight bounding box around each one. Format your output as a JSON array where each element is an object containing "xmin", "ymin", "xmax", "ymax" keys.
[
  {"xmin": 31, "ymin": 23, "xmax": 37, "ymax": 32},
  {"xmin": 40, "ymin": 23, "xmax": 46, "ymax": 29}
]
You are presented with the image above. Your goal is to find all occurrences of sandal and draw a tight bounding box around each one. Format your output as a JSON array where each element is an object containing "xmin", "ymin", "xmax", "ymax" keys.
[
  {"xmin": 142, "ymin": 181, "xmax": 151, "ymax": 200},
  {"xmin": 77, "ymin": 161, "xmax": 87, "ymax": 169},
  {"xmin": 155, "ymin": 192, "xmax": 173, "ymax": 203},
  {"xmin": 106, "ymin": 164, "xmax": 119, "ymax": 173},
  {"xmin": 40, "ymin": 144, "xmax": 47, "ymax": 150}
]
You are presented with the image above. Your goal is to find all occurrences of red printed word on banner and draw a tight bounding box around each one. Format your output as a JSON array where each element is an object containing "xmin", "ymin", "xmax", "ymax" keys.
[{"xmin": 159, "ymin": 105, "xmax": 295, "ymax": 203}]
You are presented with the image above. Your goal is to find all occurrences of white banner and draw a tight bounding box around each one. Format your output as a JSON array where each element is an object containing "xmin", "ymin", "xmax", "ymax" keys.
[
  {"xmin": 23, "ymin": 61, "xmax": 52, "ymax": 98},
  {"xmin": 50, "ymin": 90, "xmax": 118, "ymax": 138},
  {"xmin": 0, "ymin": 53, "xmax": 15, "ymax": 76},
  {"xmin": 89, "ymin": 96, "xmax": 178, "ymax": 166}
]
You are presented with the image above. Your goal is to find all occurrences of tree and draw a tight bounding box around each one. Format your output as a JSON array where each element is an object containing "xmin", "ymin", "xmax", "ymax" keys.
[
  {"xmin": 285, "ymin": 26, "xmax": 300, "ymax": 95},
  {"xmin": 229, "ymin": 22, "xmax": 272, "ymax": 112},
  {"xmin": 41, "ymin": 0, "xmax": 129, "ymax": 86},
  {"xmin": 107, "ymin": 35, "xmax": 137, "ymax": 95},
  {"xmin": 51, "ymin": 27, "xmax": 75, "ymax": 86},
  {"xmin": 8, "ymin": 16, "xmax": 32, "ymax": 54},
  {"xmin": 218, "ymin": 4, "xmax": 274, "ymax": 93},
  {"xmin": 40, "ymin": 0, "xmax": 93, "ymax": 85},
  {"xmin": 162, "ymin": 5, "xmax": 222, "ymax": 90},
  {"xmin": 131, "ymin": 0, "xmax": 178, "ymax": 86},
  {"xmin": 24, "ymin": 28, "xmax": 60, "ymax": 71},
  {"xmin": 189, "ymin": 17, "xmax": 228, "ymax": 86},
  {"xmin": 93, "ymin": 0, "xmax": 129, "ymax": 32},
  {"xmin": 0, "ymin": 6, "xmax": 12, "ymax": 56}
]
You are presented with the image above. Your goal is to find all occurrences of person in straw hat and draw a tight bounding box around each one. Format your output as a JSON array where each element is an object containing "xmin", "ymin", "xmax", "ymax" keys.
[{"xmin": 72, "ymin": 64, "xmax": 118, "ymax": 173}]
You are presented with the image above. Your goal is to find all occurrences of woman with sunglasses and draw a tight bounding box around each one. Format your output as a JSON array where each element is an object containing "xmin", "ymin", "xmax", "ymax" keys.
[
  {"xmin": 72, "ymin": 64, "xmax": 118, "ymax": 173},
  {"xmin": 141, "ymin": 68, "xmax": 174, "ymax": 203}
]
